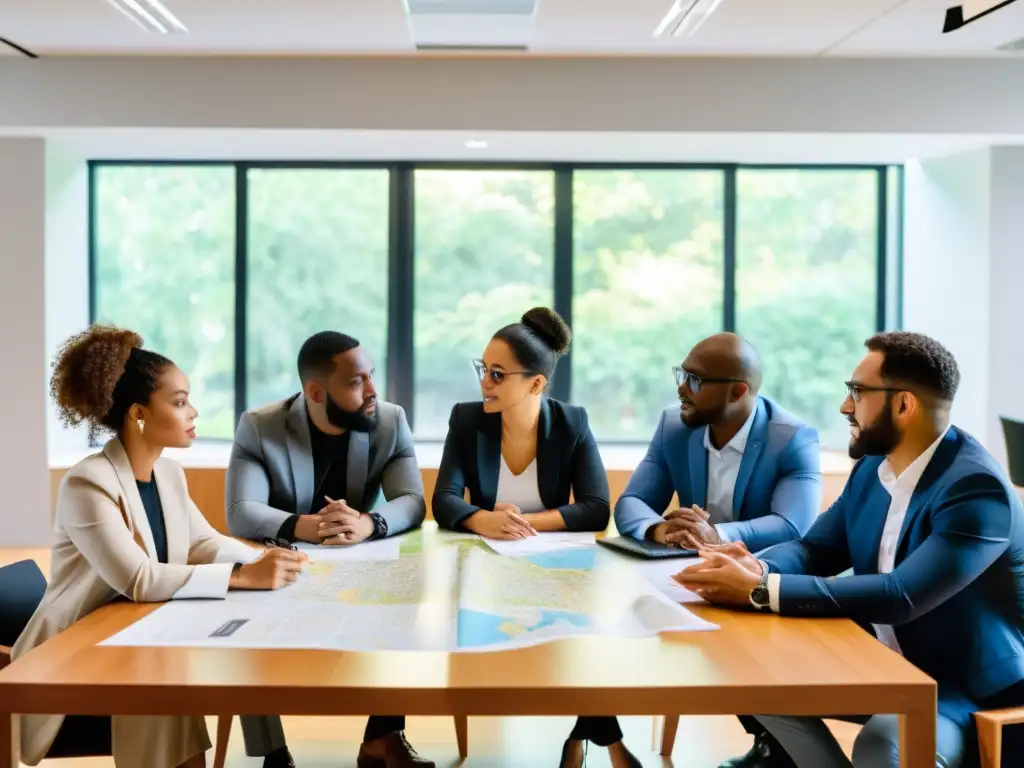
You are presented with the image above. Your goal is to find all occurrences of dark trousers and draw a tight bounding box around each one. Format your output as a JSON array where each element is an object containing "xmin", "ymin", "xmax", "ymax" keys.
[
  {"xmin": 739, "ymin": 714, "xmax": 766, "ymax": 738},
  {"xmin": 569, "ymin": 716, "xmax": 623, "ymax": 747},
  {"xmin": 45, "ymin": 715, "xmax": 112, "ymax": 758},
  {"xmin": 364, "ymin": 715, "xmax": 406, "ymax": 742}
]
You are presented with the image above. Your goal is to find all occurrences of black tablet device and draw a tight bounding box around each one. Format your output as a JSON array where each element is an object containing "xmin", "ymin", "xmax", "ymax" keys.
[{"xmin": 597, "ymin": 536, "xmax": 698, "ymax": 559}]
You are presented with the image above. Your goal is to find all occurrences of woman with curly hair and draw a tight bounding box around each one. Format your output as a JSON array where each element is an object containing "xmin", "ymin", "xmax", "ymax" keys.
[{"xmin": 12, "ymin": 325, "xmax": 307, "ymax": 768}]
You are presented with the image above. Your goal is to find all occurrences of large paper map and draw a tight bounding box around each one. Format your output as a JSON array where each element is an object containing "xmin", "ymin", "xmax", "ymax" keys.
[{"xmin": 101, "ymin": 529, "xmax": 717, "ymax": 652}]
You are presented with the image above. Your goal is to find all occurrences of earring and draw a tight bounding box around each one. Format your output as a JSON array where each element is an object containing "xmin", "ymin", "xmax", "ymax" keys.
[{"xmin": 136, "ymin": 419, "xmax": 145, "ymax": 435}]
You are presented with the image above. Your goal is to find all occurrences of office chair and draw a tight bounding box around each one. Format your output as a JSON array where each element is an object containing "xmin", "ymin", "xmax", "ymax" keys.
[
  {"xmin": 1000, "ymin": 416, "xmax": 1024, "ymax": 487},
  {"xmin": 0, "ymin": 559, "xmax": 234, "ymax": 767}
]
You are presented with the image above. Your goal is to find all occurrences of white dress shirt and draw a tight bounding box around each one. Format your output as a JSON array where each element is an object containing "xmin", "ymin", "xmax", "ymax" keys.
[
  {"xmin": 496, "ymin": 456, "xmax": 546, "ymax": 514},
  {"xmin": 766, "ymin": 428, "xmax": 950, "ymax": 653},
  {"xmin": 704, "ymin": 407, "xmax": 757, "ymax": 542}
]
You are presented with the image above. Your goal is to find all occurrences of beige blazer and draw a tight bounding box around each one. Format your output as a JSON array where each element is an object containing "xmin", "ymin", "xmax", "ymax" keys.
[{"xmin": 13, "ymin": 439, "xmax": 258, "ymax": 766}]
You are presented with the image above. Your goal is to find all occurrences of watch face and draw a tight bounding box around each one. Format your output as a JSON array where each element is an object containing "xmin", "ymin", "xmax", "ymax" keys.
[{"xmin": 750, "ymin": 585, "xmax": 770, "ymax": 608}]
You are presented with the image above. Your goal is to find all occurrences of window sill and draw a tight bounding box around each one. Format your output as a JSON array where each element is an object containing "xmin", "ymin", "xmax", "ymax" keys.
[{"xmin": 49, "ymin": 440, "xmax": 855, "ymax": 475}]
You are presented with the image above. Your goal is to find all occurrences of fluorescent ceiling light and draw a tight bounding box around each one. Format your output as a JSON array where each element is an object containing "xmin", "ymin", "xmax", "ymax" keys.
[
  {"xmin": 654, "ymin": 0, "xmax": 725, "ymax": 37},
  {"xmin": 465, "ymin": 139, "xmax": 489, "ymax": 149},
  {"xmin": 105, "ymin": 0, "xmax": 187, "ymax": 34}
]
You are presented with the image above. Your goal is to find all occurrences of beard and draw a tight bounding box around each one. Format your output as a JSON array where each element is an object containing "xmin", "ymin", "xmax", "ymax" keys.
[
  {"xmin": 325, "ymin": 394, "xmax": 377, "ymax": 433},
  {"xmin": 680, "ymin": 397, "xmax": 727, "ymax": 429},
  {"xmin": 848, "ymin": 400, "xmax": 901, "ymax": 460}
]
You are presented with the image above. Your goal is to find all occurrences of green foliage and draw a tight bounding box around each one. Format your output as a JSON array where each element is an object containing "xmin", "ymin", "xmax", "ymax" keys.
[{"xmin": 94, "ymin": 165, "xmax": 881, "ymax": 450}]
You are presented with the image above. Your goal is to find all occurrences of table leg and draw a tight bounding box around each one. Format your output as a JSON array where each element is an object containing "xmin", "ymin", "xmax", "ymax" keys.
[
  {"xmin": 651, "ymin": 715, "xmax": 679, "ymax": 757},
  {"xmin": 0, "ymin": 713, "xmax": 17, "ymax": 768},
  {"xmin": 899, "ymin": 706, "xmax": 936, "ymax": 768}
]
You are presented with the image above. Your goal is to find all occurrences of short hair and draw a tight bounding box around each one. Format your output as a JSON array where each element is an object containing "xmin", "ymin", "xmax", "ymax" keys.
[
  {"xmin": 865, "ymin": 331, "xmax": 960, "ymax": 402},
  {"xmin": 493, "ymin": 307, "xmax": 572, "ymax": 381},
  {"xmin": 50, "ymin": 324, "xmax": 173, "ymax": 440},
  {"xmin": 297, "ymin": 331, "xmax": 360, "ymax": 383}
]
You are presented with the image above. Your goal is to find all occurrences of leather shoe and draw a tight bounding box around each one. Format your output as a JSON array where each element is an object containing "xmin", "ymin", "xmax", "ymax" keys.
[
  {"xmin": 356, "ymin": 731, "xmax": 434, "ymax": 768},
  {"xmin": 718, "ymin": 732, "xmax": 797, "ymax": 768},
  {"xmin": 262, "ymin": 747, "xmax": 296, "ymax": 768}
]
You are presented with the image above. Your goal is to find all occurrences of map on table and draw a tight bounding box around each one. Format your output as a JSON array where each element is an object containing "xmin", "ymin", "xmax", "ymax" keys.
[{"xmin": 100, "ymin": 530, "xmax": 717, "ymax": 653}]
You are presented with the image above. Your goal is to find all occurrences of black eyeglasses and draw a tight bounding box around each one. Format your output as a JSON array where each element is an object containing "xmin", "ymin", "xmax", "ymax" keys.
[
  {"xmin": 672, "ymin": 366, "xmax": 745, "ymax": 394},
  {"xmin": 844, "ymin": 382, "xmax": 904, "ymax": 402},
  {"xmin": 472, "ymin": 360, "xmax": 536, "ymax": 386}
]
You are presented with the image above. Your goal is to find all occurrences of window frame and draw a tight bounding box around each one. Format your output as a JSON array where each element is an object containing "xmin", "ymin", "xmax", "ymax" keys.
[{"xmin": 88, "ymin": 160, "xmax": 899, "ymax": 445}]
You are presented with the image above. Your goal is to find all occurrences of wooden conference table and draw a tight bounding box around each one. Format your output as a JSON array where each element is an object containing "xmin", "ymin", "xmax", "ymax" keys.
[{"xmin": 0, "ymin": 526, "xmax": 936, "ymax": 767}]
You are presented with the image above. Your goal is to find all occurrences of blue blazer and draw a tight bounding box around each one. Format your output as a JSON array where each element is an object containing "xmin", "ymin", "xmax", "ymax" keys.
[
  {"xmin": 762, "ymin": 427, "xmax": 1024, "ymax": 715},
  {"xmin": 432, "ymin": 398, "xmax": 611, "ymax": 533},
  {"xmin": 614, "ymin": 397, "xmax": 822, "ymax": 552}
]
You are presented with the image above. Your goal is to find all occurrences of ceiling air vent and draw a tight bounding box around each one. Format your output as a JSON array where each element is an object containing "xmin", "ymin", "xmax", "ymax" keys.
[
  {"xmin": 406, "ymin": 0, "xmax": 536, "ymax": 14},
  {"xmin": 405, "ymin": 0, "xmax": 537, "ymax": 50}
]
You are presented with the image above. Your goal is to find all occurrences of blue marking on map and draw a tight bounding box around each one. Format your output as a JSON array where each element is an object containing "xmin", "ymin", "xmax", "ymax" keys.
[
  {"xmin": 524, "ymin": 548, "xmax": 597, "ymax": 571},
  {"xmin": 457, "ymin": 608, "xmax": 592, "ymax": 648}
]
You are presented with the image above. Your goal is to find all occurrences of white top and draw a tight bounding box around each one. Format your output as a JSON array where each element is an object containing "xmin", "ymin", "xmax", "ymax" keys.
[
  {"xmin": 703, "ymin": 406, "xmax": 757, "ymax": 541},
  {"xmin": 767, "ymin": 427, "xmax": 950, "ymax": 654},
  {"xmin": 495, "ymin": 456, "xmax": 546, "ymax": 514}
]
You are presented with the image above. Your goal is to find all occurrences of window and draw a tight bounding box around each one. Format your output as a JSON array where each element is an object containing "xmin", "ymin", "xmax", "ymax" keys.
[
  {"xmin": 735, "ymin": 169, "xmax": 879, "ymax": 450},
  {"xmin": 572, "ymin": 170, "xmax": 725, "ymax": 441},
  {"xmin": 93, "ymin": 165, "xmax": 236, "ymax": 439},
  {"xmin": 90, "ymin": 162, "xmax": 894, "ymax": 448},
  {"xmin": 246, "ymin": 168, "xmax": 390, "ymax": 410},
  {"xmin": 412, "ymin": 170, "xmax": 555, "ymax": 438}
]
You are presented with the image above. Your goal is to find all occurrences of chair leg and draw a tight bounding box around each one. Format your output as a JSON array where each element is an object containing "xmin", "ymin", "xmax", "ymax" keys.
[
  {"xmin": 656, "ymin": 715, "xmax": 679, "ymax": 757},
  {"xmin": 213, "ymin": 715, "xmax": 232, "ymax": 768},
  {"xmin": 976, "ymin": 717, "xmax": 1002, "ymax": 768},
  {"xmin": 453, "ymin": 714, "xmax": 468, "ymax": 759}
]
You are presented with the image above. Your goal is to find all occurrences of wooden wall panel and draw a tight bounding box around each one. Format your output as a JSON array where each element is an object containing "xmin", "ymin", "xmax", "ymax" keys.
[{"xmin": 50, "ymin": 466, "xmax": 849, "ymax": 536}]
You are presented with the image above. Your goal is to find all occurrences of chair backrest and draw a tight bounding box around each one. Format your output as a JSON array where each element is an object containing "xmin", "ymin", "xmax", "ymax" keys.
[
  {"xmin": 0, "ymin": 559, "xmax": 47, "ymax": 647},
  {"xmin": 1001, "ymin": 416, "xmax": 1024, "ymax": 487}
]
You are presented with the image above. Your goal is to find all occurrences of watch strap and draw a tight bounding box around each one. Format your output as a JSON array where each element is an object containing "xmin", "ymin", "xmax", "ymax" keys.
[{"xmin": 367, "ymin": 512, "xmax": 388, "ymax": 540}]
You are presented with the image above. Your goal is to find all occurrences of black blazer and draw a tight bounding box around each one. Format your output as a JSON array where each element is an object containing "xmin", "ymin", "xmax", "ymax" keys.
[{"xmin": 432, "ymin": 398, "xmax": 611, "ymax": 532}]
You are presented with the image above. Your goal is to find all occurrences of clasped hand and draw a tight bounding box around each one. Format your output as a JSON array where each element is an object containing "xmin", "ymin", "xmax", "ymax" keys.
[
  {"xmin": 652, "ymin": 505, "xmax": 721, "ymax": 549},
  {"xmin": 672, "ymin": 541, "xmax": 765, "ymax": 607},
  {"xmin": 292, "ymin": 497, "xmax": 375, "ymax": 546},
  {"xmin": 317, "ymin": 496, "xmax": 375, "ymax": 545},
  {"xmin": 465, "ymin": 503, "xmax": 538, "ymax": 540}
]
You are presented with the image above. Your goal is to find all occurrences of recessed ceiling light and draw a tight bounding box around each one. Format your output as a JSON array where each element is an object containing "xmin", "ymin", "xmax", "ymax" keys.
[
  {"xmin": 465, "ymin": 140, "xmax": 489, "ymax": 149},
  {"xmin": 105, "ymin": 0, "xmax": 188, "ymax": 34},
  {"xmin": 654, "ymin": 0, "xmax": 724, "ymax": 37}
]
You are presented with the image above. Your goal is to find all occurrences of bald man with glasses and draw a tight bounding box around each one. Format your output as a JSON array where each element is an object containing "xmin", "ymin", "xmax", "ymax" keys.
[{"xmin": 614, "ymin": 333, "xmax": 823, "ymax": 768}]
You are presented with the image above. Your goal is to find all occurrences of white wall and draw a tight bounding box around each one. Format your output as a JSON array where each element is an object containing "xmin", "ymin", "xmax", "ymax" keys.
[
  {"xmin": 44, "ymin": 142, "xmax": 90, "ymax": 457},
  {"xmin": 903, "ymin": 149, "xmax": 993, "ymax": 442},
  {"xmin": 903, "ymin": 146, "xmax": 1024, "ymax": 463},
  {"xmin": 987, "ymin": 147, "xmax": 1024, "ymax": 466},
  {"xmin": 0, "ymin": 138, "xmax": 53, "ymax": 546},
  {"xmin": 3, "ymin": 57, "xmax": 1024, "ymax": 134}
]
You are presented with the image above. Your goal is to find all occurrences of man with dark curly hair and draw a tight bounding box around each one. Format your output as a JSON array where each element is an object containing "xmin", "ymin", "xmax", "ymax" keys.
[{"xmin": 679, "ymin": 331, "xmax": 1024, "ymax": 768}]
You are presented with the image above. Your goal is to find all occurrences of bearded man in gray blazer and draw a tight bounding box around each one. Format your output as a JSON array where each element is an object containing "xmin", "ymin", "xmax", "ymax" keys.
[{"xmin": 226, "ymin": 331, "xmax": 431, "ymax": 768}]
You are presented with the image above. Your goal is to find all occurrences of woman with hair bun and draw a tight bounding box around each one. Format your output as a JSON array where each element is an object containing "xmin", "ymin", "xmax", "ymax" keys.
[
  {"xmin": 12, "ymin": 325, "xmax": 307, "ymax": 768},
  {"xmin": 432, "ymin": 308, "xmax": 637, "ymax": 767}
]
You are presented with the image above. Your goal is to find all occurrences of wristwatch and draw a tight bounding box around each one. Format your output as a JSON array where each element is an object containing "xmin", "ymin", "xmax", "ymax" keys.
[
  {"xmin": 749, "ymin": 564, "xmax": 771, "ymax": 611},
  {"xmin": 367, "ymin": 512, "xmax": 388, "ymax": 540}
]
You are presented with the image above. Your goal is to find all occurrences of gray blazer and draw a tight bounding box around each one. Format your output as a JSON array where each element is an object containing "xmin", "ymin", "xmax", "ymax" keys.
[{"xmin": 225, "ymin": 394, "xmax": 426, "ymax": 540}]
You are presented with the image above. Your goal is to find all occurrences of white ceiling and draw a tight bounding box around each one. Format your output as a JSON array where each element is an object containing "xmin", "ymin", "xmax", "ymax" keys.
[{"xmin": 1, "ymin": 0, "xmax": 1023, "ymax": 56}]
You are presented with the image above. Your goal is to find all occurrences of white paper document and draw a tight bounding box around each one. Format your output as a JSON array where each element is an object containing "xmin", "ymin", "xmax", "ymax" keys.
[
  {"xmin": 101, "ymin": 529, "xmax": 717, "ymax": 653},
  {"xmin": 295, "ymin": 537, "xmax": 400, "ymax": 562},
  {"xmin": 631, "ymin": 557, "xmax": 706, "ymax": 605},
  {"xmin": 482, "ymin": 532, "xmax": 596, "ymax": 558}
]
